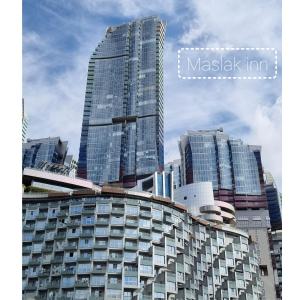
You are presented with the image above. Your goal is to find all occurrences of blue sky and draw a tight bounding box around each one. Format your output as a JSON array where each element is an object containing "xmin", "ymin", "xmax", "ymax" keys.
[{"xmin": 23, "ymin": 0, "xmax": 282, "ymax": 189}]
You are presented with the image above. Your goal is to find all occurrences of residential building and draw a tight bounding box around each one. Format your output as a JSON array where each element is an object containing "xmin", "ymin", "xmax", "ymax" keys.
[
  {"xmin": 22, "ymin": 186, "xmax": 263, "ymax": 300},
  {"xmin": 22, "ymin": 137, "xmax": 68, "ymax": 169},
  {"xmin": 178, "ymin": 128, "xmax": 267, "ymax": 209},
  {"xmin": 269, "ymin": 230, "xmax": 282, "ymax": 299},
  {"xmin": 22, "ymin": 98, "xmax": 28, "ymax": 143},
  {"xmin": 77, "ymin": 16, "xmax": 166, "ymax": 188},
  {"xmin": 165, "ymin": 159, "xmax": 182, "ymax": 190}
]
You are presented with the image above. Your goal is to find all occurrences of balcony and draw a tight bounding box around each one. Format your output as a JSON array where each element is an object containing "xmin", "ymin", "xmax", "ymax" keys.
[
  {"xmin": 51, "ymin": 256, "xmax": 64, "ymax": 264},
  {"xmin": 80, "ymin": 231, "xmax": 94, "ymax": 238},
  {"xmin": 107, "ymin": 267, "xmax": 122, "ymax": 274},
  {"xmin": 66, "ymin": 231, "xmax": 80, "ymax": 238},
  {"xmin": 57, "ymin": 222, "xmax": 67, "ymax": 229},
  {"xmin": 108, "ymin": 255, "xmax": 123, "ymax": 262},
  {"xmin": 57, "ymin": 211, "xmax": 68, "ymax": 218},
  {"xmin": 77, "ymin": 255, "xmax": 92, "ymax": 262},
  {"xmin": 22, "ymin": 247, "xmax": 32, "ymax": 254},
  {"xmin": 38, "ymin": 269, "xmax": 50, "ymax": 277},
  {"xmin": 51, "ymin": 268, "xmax": 62, "ymax": 276},
  {"xmin": 61, "ymin": 268, "xmax": 76, "ymax": 275},
  {"xmin": 139, "ymin": 233, "xmax": 152, "ymax": 240},
  {"xmin": 140, "ymin": 211, "xmax": 152, "ymax": 218},
  {"xmin": 64, "ymin": 256, "xmax": 77, "ymax": 263},
  {"xmin": 96, "ymin": 219, "xmax": 109, "ymax": 225},
  {"xmin": 24, "ymin": 283, "xmax": 37, "ymax": 291},
  {"xmin": 107, "ymin": 282, "xmax": 122, "ymax": 289},
  {"xmin": 92, "ymin": 267, "xmax": 106, "ymax": 274},
  {"xmin": 126, "ymin": 220, "xmax": 139, "ymax": 227},
  {"xmin": 111, "ymin": 207, "xmax": 125, "ymax": 215},
  {"xmin": 64, "ymin": 243, "xmax": 78, "ymax": 250},
  {"xmin": 93, "ymin": 242, "xmax": 108, "ymax": 249},
  {"xmin": 75, "ymin": 280, "xmax": 89, "ymax": 288},
  {"xmin": 125, "ymin": 244, "xmax": 138, "ymax": 251},
  {"xmin": 152, "ymin": 224, "xmax": 163, "ymax": 231},
  {"xmin": 164, "ymin": 215, "xmax": 173, "ymax": 224},
  {"xmin": 110, "ymin": 231, "xmax": 124, "ymax": 237},
  {"xmin": 36, "ymin": 212, "xmax": 48, "ymax": 220},
  {"xmin": 47, "ymin": 281, "xmax": 60, "ymax": 289},
  {"xmin": 154, "ymin": 283, "xmax": 165, "ymax": 293},
  {"xmin": 28, "ymin": 258, "xmax": 41, "ymax": 266},
  {"xmin": 66, "ymin": 220, "xmax": 81, "ymax": 227},
  {"xmin": 23, "ymin": 224, "xmax": 35, "ymax": 231},
  {"xmin": 82, "ymin": 208, "xmax": 95, "ymax": 215},
  {"xmin": 45, "ymin": 223, "xmax": 57, "ymax": 230},
  {"xmin": 32, "ymin": 235, "xmax": 44, "ymax": 242},
  {"xmin": 54, "ymin": 232, "xmax": 66, "ymax": 240}
]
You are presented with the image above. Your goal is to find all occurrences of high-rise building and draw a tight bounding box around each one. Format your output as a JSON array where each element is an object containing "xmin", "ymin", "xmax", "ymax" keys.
[
  {"xmin": 178, "ymin": 128, "xmax": 277, "ymax": 299},
  {"xmin": 165, "ymin": 159, "xmax": 182, "ymax": 190},
  {"xmin": 178, "ymin": 128, "xmax": 267, "ymax": 209},
  {"xmin": 264, "ymin": 171, "xmax": 282, "ymax": 231},
  {"xmin": 78, "ymin": 17, "xmax": 166, "ymax": 188},
  {"xmin": 22, "ymin": 185, "xmax": 263, "ymax": 300},
  {"xmin": 22, "ymin": 137, "xmax": 68, "ymax": 169},
  {"xmin": 22, "ymin": 98, "xmax": 28, "ymax": 143}
]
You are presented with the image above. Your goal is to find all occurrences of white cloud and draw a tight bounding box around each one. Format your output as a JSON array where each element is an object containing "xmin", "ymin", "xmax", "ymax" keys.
[
  {"xmin": 23, "ymin": 0, "xmax": 282, "ymax": 189},
  {"xmin": 75, "ymin": 0, "xmax": 175, "ymax": 18}
]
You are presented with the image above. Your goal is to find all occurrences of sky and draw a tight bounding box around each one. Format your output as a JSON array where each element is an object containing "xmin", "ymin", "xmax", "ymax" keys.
[{"xmin": 23, "ymin": 0, "xmax": 282, "ymax": 189}]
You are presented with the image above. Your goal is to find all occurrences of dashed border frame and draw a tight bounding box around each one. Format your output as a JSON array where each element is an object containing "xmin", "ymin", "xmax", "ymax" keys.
[{"xmin": 177, "ymin": 47, "xmax": 278, "ymax": 80}]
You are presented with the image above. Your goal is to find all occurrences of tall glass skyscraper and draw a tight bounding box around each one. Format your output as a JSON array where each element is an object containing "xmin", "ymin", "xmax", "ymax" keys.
[
  {"xmin": 179, "ymin": 128, "xmax": 267, "ymax": 208},
  {"xmin": 77, "ymin": 17, "xmax": 165, "ymax": 187}
]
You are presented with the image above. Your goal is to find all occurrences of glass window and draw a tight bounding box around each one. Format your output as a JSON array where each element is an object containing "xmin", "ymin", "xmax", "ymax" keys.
[
  {"xmin": 70, "ymin": 205, "xmax": 82, "ymax": 215},
  {"xmin": 124, "ymin": 276, "xmax": 138, "ymax": 286},
  {"xmin": 91, "ymin": 275, "xmax": 105, "ymax": 286},
  {"xmin": 126, "ymin": 205, "xmax": 139, "ymax": 215},
  {"xmin": 152, "ymin": 209, "xmax": 162, "ymax": 220},
  {"xmin": 154, "ymin": 254, "xmax": 165, "ymax": 265},
  {"xmin": 95, "ymin": 227, "xmax": 108, "ymax": 236},
  {"xmin": 140, "ymin": 265, "xmax": 152, "ymax": 274},
  {"xmin": 109, "ymin": 239, "xmax": 123, "ymax": 248},
  {"xmin": 77, "ymin": 263, "xmax": 91, "ymax": 273},
  {"xmin": 93, "ymin": 250, "xmax": 107, "ymax": 260},
  {"xmin": 97, "ymin": 204, "xmax": 110, "ymax": 213},
  {"xmin": 82, "ymin": 216, "xmax": 95, "ymax": 225}
]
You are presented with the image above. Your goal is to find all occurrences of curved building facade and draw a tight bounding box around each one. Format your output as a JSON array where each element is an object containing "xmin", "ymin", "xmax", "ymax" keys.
[{"xmin": 23, "ymin": 188, "xmax": 262, "ymax": 300}]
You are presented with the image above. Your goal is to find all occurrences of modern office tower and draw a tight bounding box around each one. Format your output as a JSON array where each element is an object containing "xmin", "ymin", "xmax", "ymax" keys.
[
  {"xmin": 165, "ymin": 159, "xmax": 182, "ymax": 190},
  {"xmin": 236, "ymin": 210, "xmax": 276, "ymax": 300},
  {"xmin": 132, "ymin": 171, "xmax": 173, "ymax": 199},
  {"xmin": 178, "ymin": 128, "xmax": 267, "ymax": 209},
  {"xmin": 269, "ymin": 230, "xmax": 282, "ymax": 299},
  {"xmin": 264, "ymin": 171, "xmax": 282, "ymax": 231},
  {"xmin": 22, "ymin": 137, "xmax": 68, "ymax": 169},
  {"xmin": 77, "ymin": 16, "xmax": 166, "ymax": 188},
  {"xmin": 22, "ymin": 98, "xmax": 28, "ymax": 142},
  {"xmin": 22, "ymin": 186, "xmax": 263, "ymax": 300}
]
